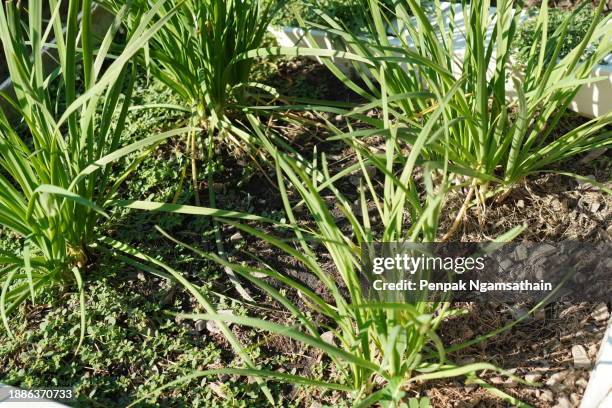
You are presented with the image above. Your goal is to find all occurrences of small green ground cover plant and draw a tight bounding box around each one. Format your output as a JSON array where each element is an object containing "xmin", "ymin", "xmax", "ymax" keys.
[
  {"xmin": 0, "ymin": 270, "xmax": 271, "ymax": 407},
  {"xmin": 0, "ymin": 269, "xmax": 359, "ymax": 407}
]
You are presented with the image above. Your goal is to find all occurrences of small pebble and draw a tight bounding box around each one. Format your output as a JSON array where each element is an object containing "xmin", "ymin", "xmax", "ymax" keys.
[
  {"xmin": 540, "ymin": 389, "xmax": 554, "ymax": 402},
  {"xmin": 591, "ymin": 302, "xmax": 609, "ymax": 322},
  {"xmin": 525, "ymin": 373, "xmax": 542, "ymax": 383},
  {"xmin": 206, "ymin": 320, "xmax": 222, "ymax": 334},
  {"xmin": 554, "ymin": 396, "xmax": 571, "ymax": 408},
  {"xmin": 490, "ymin": 376, "xmax": 505, "ymax": 385},
  {"xmin": 572, "ymin": 344, "xmax": 591, "ymax": 369},
  {"xmin": 229, "ymin": 231, "xmax": 243, "ymax": 242},
  {"xmin": 515, "ymin": 245, "xmax": 528, "ymax": 260},
  {"xmin": 588, "ymin": 343, "xmax": 599, "ymax": 359},
  {"xmin": 499, "ymin": 258, "xmax": 513, "ymax": 270},
  {"xmin": 530, "ymin": 243, "xmax": 557, "ymax": 260},
  {"xmin": 547, "ymin": 371, "xmax": 568, "ymax": 386},
  {"xmin": 206, "ymin": 310, "xmax": 234, "ymax": 334},
  {"xmin": 468, "ymin": 396, "xmax": 481, "ymax": 406},
  {"xmin": 320, "ymin": 331, "xmax": 336, "ymax": 346},
  {"xmin": 194, "ymin": 320, "xmax": 206, "ymax": 332},
  {"xmin": 570, "ymin": 393, "xmax": 581, "ymax": 406},
  {"xmin": 576, "ymin": 377, "xmax": 588, "ymax": 388}
]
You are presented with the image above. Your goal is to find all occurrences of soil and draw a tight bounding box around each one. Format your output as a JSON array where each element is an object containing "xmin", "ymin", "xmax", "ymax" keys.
[
  {"xmin": 442, "ymin": 169, "xmax": 612, "ymax": 243},
  {"xmin": 423, "ymin": 302, "xmax": 608, "ymax": 407}
]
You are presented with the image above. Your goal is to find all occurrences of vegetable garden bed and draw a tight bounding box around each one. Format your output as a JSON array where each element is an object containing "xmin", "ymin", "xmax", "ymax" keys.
[{"xmin": 0, "ymin": 0, "xmax": 611, "ymax": 407}]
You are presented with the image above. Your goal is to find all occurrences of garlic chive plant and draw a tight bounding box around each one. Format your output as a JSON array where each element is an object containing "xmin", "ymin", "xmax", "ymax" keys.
[
  {"xmin": 312, "ymin": 0, "xmax": 612, "ymax": 208},
  {"xmin": 115, "ymin": 83, "xmax": 525, "ymax": 405},
  {"xmin": 99, "ymin": 0, "xmax": 370, "ymax": 200},
  {"xmin": 0, "ymin": 0, "xmax": 194, "ymax": 342},
  {"xmin": 100, "ymin": 0, "xmax": 283, "ymax": 204},
  {"xmin": 102, "ymin": 0, "xmax": 278, "ymax": 131}
]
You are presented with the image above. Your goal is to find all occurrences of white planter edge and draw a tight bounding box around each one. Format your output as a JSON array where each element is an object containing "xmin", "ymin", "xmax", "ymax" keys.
[
  {"xmin": 268, "ymin": 24, "xmax": 612, "ymax": 119},
  {"xmin": 580, "ymin": 315, "xmax": 612, "ymax": 408}
]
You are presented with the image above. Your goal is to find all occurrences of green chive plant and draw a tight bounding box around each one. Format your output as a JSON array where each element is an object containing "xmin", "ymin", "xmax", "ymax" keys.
[
  {"xmin": 175, "ymin": 114, "xmax": 461, "ymax": 407},
  {"xmin": 100, "ymin": 0, "xmax": 370, "ymax": 201},
  {"xmin": 100, "ymin": 0, "xmax": 283, "ymax": 204},
  {"xmin": 311, "ymin": 0, "xmax": 611, "ymax": 219},
  {"xmin": 0, "ymin": 0, "xmax": 193, "ymax": 342},
  {"xmin": 102, "ymin": 0, "xmax": 278, "ymax": 129}
]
